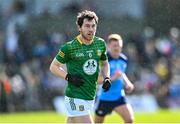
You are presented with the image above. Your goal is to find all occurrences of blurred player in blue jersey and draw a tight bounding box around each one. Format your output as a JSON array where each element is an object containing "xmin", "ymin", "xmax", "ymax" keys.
[{"xmin": 95, "ymin": 34, "xmax": 134, "ymax": 123}]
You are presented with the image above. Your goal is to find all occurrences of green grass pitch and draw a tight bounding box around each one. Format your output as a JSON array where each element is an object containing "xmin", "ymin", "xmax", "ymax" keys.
[{"xmin": 0, "ymin": 109, "xmax": 180, "ymax": 123}]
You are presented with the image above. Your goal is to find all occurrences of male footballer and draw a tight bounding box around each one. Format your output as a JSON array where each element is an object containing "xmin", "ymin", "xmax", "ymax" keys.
[{"xmin": 50, "ymin": 10, "xmax": 111, "ymax": 123}]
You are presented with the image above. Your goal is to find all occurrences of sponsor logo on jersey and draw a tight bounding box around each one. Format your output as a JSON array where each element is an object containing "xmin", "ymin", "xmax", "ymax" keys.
[
  {"xmin": 83, "ymin": 59, "xmax": 97, "ymax": 75},
  {"xmin": 58, "ymin": 50, "xmax": 65, "ymax": 58},
  {"xmin": 76, "ymin": 53, "xmax": 84, "ymax": 57}
]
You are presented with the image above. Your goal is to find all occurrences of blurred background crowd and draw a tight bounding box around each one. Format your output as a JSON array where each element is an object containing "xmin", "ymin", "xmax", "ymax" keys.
[{"xmin": 0, "ymin": 0, "xmax": 180, "ymax": 113}]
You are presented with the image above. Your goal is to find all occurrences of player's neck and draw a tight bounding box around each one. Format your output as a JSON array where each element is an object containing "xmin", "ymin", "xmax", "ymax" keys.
[
  {"xmin": 79, "ymin": 35, "xmax": 93, "ymax": 45},
  {"xmin": 110, "ymin": 52, "xmax": 119, "ymax": 59}
]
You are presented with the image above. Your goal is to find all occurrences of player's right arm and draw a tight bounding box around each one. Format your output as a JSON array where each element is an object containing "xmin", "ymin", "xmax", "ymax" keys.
[
  {"xmin": 50, "ymin": 58, "xmax": 84, "ymax": 87},
  {"xmin": 50, "ymin": 43, "xmax": 69, "ymax": 79},
  {"xmin": 49, "ymin": 58, "xmax": 67, "ymax": 79},
  {"xmin": 50, "ymin": 43, "xmax": 84, "ymax": 87},
  {"xmin": 111, "ymin": 70, "xmax": 122, "ymax": 81},
  {"xmin": 122, "ymin": 73, "xmax": 134, "ymax": 93},
  {"xmin": 98, "ymin": 70, "xmax": 121, "ymax": 83}
]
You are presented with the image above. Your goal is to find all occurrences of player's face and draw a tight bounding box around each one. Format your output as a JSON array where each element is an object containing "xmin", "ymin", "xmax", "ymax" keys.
[
  {"xmin": 108, "ymin": 40, "xmax": 122, "ymax": 58},
  {"xmin": 79, "ymin": 18, "xmax": 97, "ymax": 41}
]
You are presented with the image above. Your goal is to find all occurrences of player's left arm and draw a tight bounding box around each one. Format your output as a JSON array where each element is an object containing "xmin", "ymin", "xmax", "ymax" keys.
[
  {"xmin": 97, "ymin": 60, "xmax": 110, "ymax": 84},
  {"xmin": 99, "ymin": 40, "xmax": 112, "ymax": 91},
  {"xmin": 122, "ymin": 73, "xmax": 134, "ymax": 93},
  {"xmin": 100, "ymin": 60, "xmax": 112, "ymax": 92},
  {"xmin": 97, "ymin": 73, "xmax": 104, "ymax": 84},
  {"xmin": 101, "ymin": 60, "xmax": 110, "ymax": 78}
]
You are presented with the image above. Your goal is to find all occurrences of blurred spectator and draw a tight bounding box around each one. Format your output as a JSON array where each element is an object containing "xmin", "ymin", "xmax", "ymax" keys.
[
  {"xmin": 144, "ymin": 39, "xmax": 158, "ymax": 69},
  {"xmin": 125, "ymin": 43, "xmax": 141, "ymax": 82},
  {"xmin": 128, "ymin": 33, "xmax": 146, "ymax": 67},
  {"xmin": 4, "ymin": 0, "xmax": 29, "ymax": 65},
  {"xmin": 155, "ymin": 38, "xmax": 172, "ymax": 57},
  {"xmin": 142, "ymin": 26, "xmax": 155, "ymax": 40},
  {"xmin": 0, "ymin": 31, "xmax": 5, "ymax": 64},
  {"xmin": 5, "ymin": 64, "xmax": 26, "ymax": 111},
  {"xmin": 167, "ymin": 75, "xmax": 180, "ymax": 109},
  {"xmin": 139, "ymin": 68, "xmax": 158, "ymax": 93},
  {"xmin": 154, "ymin": 57, "xmax": 171, "ymax": 83},
  {"xmin": 20, "ymin": 61, "xmax": 42, "ymax": 110},
  {"xmin": 171, "ymin": 56, "xmax": 180, "ymax": 75},
  {"xmin": 169, "ymin": 27, "xmax": 180, "ymax": 58},
  {"xmin": 0, "ymin": 79, "xmax": 8, "ymax": 112},
  {"xmin": 32, "ymin": 39, "xmax": 50, "ymax": 58}
]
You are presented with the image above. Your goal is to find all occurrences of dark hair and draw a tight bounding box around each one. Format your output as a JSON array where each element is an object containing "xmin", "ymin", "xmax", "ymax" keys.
[{"xmin": 76, "ymin": 10, "xmax": 98, "ymax": 27}]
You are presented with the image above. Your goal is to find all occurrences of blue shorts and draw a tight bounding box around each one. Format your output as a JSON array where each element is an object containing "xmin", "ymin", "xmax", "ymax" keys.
[{"xmin": 95, "ymin": 96, "xmax": 127, "ymax": 116}]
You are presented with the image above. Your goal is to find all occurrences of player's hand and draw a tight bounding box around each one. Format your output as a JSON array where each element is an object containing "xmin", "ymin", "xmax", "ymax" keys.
[
  {"xmin": 65, "ymin": 74, "xmax": 84, "ymax": 87},
  {"xmin": 111, "ymin": 70, "xmax": 122, "ymax": 81},
  {"xmin": 102, "ymin": 77, "xmax": 111, "ymax": 92},
  {"xmin": 125, "ymin": 83, "xmax": 134, "ymax": 93}
]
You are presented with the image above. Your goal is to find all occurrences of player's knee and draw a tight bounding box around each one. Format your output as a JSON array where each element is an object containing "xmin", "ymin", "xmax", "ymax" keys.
[
  {"xmin": 124, "ymin": 116, "xmax": 134, "ymax": 123},
  {"xmin": 94, "ymin": 115, "xmax": 105, "ymax": 123}
]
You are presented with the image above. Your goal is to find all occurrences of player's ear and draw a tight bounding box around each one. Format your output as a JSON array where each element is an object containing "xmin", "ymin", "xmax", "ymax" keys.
[{"xmin": 77, "ymin": 25, "xmax": 81, "ymax": 32}]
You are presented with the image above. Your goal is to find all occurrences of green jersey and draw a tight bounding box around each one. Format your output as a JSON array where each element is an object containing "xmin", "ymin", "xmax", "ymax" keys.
[{"xmin": 56, "ymin": 35, "xmax": 107, "ymax": 100}]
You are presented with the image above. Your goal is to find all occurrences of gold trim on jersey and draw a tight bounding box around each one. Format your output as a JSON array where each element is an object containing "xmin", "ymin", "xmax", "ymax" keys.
[
  {"xmin": 76, "ymin": 35, "xmax": 83, "ymax": 44},
  {"xmin": 76, "ymin": 35, "xmax": 94, "ymax": 45}
]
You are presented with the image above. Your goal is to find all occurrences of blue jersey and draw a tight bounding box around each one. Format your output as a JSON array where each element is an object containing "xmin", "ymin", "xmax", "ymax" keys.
[{"xmin": 98, "ymin": 53, "xmax": 128, "ymax": 101}]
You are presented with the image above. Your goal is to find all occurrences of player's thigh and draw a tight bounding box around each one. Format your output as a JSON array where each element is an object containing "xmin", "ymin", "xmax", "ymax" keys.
[
  {"xmin": 68, "ymin": 115, "xmax": 93, "ymax": 123},
  {"xmin": 114, "ymin": 104, "xmax": 134, "ymax": 121}
]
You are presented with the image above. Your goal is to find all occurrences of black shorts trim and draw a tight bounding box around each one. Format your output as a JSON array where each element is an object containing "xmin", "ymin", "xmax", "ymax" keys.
[{"xmin": 95, "ymin": 96, "xmax": 127, "ymax": 117}]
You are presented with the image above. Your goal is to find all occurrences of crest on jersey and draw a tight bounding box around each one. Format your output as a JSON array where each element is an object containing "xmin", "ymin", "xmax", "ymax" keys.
[
  {"xmin": 79, "ymin": 105, "xmax": 84, "ymax": 111},
  {"xmin": 83, "ymin": 59, "xmax": 97, "ymax": 75}
]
